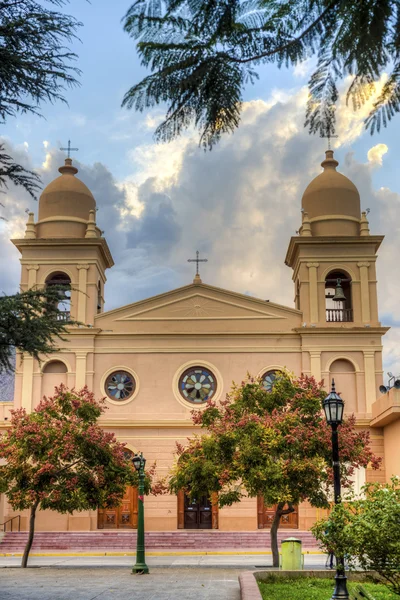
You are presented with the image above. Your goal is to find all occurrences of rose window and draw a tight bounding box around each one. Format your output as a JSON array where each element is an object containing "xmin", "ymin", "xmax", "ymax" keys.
[
  {"xmin": 105, "ymin": 371, "xmax": 135, "ymax": 401},
  {"xmin": 261, "ymin": 370, "xmax": 279, "ymax": 392},
  {"xmin": 179, "ymin": 367, "xmax": 217, "ymax": 404}
]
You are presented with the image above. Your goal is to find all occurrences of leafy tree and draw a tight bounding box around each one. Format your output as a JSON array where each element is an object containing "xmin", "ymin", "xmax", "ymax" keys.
[
  {"xmin": 0, "ymin": 0, "xmax": 81, "ymax": 197},
  {"xmin": 0, "ymin": 386, "xmax": 142, "ymax": 568},
  {"xmin": 122, "ymin": 0, "xmax": 400, "ymax": 148},
  {"xmin": 0, "ymin": 287, "xmax": 75, "ymax": 372},
  {"xmin": 168, "ymin": 373, "xmax": 380, "ymax": 567},
  {"xmin": 312, "ymin": 478, "xmax": 400, "ymax": 596}
]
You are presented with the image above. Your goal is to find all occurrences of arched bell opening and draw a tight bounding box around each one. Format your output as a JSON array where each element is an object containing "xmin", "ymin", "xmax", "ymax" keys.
[
  {"xmin": 45, "ymin": 272, "xmax": 72, "ymax": 321},
  {"xmin": 325, "ymin": 270, "xmax": 353, "ymax": 322}
]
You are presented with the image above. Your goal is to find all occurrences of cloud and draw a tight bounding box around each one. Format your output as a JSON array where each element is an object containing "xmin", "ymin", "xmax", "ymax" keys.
[
  {"xmin": 1, "ymin": 81, "xmax": 399, "ymax": 372},
  {"xmin": 367, "ymin": 143, "xmax": 388, "ymax": 166}
]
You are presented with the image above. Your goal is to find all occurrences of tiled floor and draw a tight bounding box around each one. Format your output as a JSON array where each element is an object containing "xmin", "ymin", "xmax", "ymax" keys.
[{"xmin": 1, "ymin": 567, "xmax": 242, "ymax": 600}]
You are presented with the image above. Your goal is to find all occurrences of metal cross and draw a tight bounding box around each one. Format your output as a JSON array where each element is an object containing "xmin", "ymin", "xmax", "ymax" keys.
[
  {"xmin": 320, "ymin": 124, "xmax": 338, "ymax": 150},
  {"xmin": 60, "ymin": 140, "xmax": 79, "ymax": 158},
  {"xmin": 188, "ymin": 250, "xmax": 208, "ymax": 277}
]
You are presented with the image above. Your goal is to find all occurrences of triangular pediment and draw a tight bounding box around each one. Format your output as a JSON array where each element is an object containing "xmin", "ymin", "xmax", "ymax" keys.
[
  {"xmin": 96, "ymin": 283, "xmax": 301, "ymax": 334},
  {"xmin": 115, "ymin": 292, "xmax": 286, "ymax": 321}
]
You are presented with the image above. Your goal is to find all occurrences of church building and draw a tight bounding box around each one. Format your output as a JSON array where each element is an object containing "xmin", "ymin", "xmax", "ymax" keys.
[{"xmin": 0, "ymin": 149, "xmax": 398, "ymax": 535}]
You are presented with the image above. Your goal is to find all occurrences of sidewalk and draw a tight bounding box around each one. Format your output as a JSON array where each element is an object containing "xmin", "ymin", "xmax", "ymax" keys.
[{"xmin": 0, "ymin": 552, "xmax": 329, "ymax": 568}]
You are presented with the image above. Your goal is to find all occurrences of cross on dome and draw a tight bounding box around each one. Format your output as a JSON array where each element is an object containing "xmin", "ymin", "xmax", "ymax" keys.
[{"xmin": 60, "ymin": 140, "xmax": 79, "ymax": 159}]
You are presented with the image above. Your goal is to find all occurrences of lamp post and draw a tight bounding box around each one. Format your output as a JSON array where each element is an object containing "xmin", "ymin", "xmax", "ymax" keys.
[
  {"xmin": 132, "ymin": 452, "xmax": 149, "ymax": 574},
  {"xmin": 323, "ymin": 380, "xmax": 349, "ymax": 599}
]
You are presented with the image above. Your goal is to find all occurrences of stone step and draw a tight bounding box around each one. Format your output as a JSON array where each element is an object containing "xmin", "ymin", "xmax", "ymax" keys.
[{"xmin": 0, "ymin": 530, "xmax": 319, "ymax": 552}]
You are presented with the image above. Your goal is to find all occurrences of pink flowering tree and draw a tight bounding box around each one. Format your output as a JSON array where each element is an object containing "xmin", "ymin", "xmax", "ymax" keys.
[
  {"xmin": 0, "ymin": 386, "xmax": 140, "ymax": 568},
  {"xmin": 169, "ymin": 373, "xmax": 381, "ymax": 567}
]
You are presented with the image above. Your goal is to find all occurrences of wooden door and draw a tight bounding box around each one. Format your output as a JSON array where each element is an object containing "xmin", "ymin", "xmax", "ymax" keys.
[
  {"xmin": 98, "ymin": 486, "xmax": 138, "ymax": 529},
  {"xmin": 177, "ymin": 491, "xmax": 218, "ymax": 529},
  {"xmin": 257, "ymin": 497, "xmax": 298, "ymax": 529}
]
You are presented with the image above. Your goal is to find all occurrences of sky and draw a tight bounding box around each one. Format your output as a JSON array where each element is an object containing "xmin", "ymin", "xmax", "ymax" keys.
[{"xmin": 1, "ymin": 0, "xmax": 400, "ymax": 378}]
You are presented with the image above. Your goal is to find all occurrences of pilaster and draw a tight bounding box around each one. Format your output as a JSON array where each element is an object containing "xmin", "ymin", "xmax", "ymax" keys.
[
  {"xmin": 77, "ymin": 264, "xmax": 90, "ymax": 324},
  {"xmin": 307, "ymin": 263, "xmax": 319, "ymax": 323},
  {"xmin": 75, "ymin": 352, "xmax": 88, "ymax": 389},
  {"xmin": 309, "ymin": 351, "xmax": 321, "ymax": 382},
  {"xmin": 21, "ymin": 356, "xmax": 34, "ymax": 413},
  {"xmin": 363, "ymin": 351, "xmax": 376, "ymax": 413},
  {"xmin": 26, "ymin": 264, "xmax": 39, "ymax": 289},
  {"xmin": 357, "ymin": 262, "xmax": 371, "ymax": 323}
]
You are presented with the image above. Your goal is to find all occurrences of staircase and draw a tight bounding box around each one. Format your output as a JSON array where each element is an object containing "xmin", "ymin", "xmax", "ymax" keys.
[{"xmin": 0, "ymin": 530, "xmax": 319, "ymax": 553}]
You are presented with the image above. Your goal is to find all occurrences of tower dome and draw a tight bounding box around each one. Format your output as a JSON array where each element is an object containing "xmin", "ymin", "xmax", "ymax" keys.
[
  {"xmin": 301, "ymin": 150, "xmax": 361, "ymax": 236},
  {"xmin": 37, "ymin": 158, "xmax": 96, "ymax": 238}
]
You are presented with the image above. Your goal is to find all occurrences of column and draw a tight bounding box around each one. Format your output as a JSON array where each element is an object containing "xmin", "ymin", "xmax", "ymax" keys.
[
  {"xmin": 363, "ymin": 351, "xmax": 376, "ymax": 413},
  {"xmin": 77, "ymin": 264, "xmax": 89, "ymax": 324},
  {"xmin": 309, "ymin": 351, "xmax": 322, "ymax": 383},
  {"xmin": 307, "ymin": 263, "xmax": 319, "ymax": 323},
  {"xmin": 26, "ymin": 264, "xmax": 39, "ymax": 289},
  {"xmin": 21, "ymin": 355, "xmax": 34, "ymax": 413},
  {"xmin": 357, "ymin": 262, "xmax": 371, "ymax": 323},
  {"xmin": 75, "ymin": 352, "xmax": 88, "ymax": 390}
]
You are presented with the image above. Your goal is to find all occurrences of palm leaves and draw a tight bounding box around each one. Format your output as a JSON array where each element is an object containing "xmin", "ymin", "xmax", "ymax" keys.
[{"xmin": 122, "ymin": 0, "xmax": 400, "ymax": 147}]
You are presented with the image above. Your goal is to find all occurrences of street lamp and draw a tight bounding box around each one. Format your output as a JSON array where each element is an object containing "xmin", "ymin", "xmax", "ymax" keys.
[
  {"xmin": 323, "ymin": 380, "xmax": 349, "ymax": 600},
  {"xmin": 132, "ymin": 452, "xmax": 149, "ymax": 574}
]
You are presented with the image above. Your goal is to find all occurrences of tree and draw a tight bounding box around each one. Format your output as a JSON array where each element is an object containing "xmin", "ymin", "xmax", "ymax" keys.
[
  {"xmin": 0, "ymin": 386, "xmax": 141, "ymax": 568},
  {"xmin": 168, "ymin": 373, "xmax": 380, "ymax": 567},
  {"xmin": 122, "ymin": 0, "xmax": 400, "ymax": 148},
  {"xmin": 0, "ymin": 287, "xmax": 75, "ymax": 372},
  {"xmin": 0, "ymin": 0, "xmax": 81, "ymax": 197},
  {"xmin": 312, "ymin": 478, "xmax": 400, "ymax": 596}
]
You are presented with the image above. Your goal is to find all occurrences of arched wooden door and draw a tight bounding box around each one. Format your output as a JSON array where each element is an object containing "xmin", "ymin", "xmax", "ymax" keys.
[
  {"xmin": 98, "ymin": 486, "xmax": 138, "ymax": 529},
  {"xmin": 98, "ymin": 449, "xmax": 138, "ymax": 529},
  {"xmin": 257, "ymin": 497, "xmax": 298, "ymax": 529}
]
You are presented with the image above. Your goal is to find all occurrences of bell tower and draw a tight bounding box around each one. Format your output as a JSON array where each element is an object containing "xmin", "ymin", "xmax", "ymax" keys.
[
  {"xmin": 12, "ymin": 158, "xmax": 114, "ymax": 411},
  {"xmin": 285, "ymin": 150, "xmax": 388, "ymax": 414}
]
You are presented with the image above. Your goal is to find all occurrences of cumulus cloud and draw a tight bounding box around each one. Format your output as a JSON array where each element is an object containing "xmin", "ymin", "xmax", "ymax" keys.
[
  {"xmin": 1, "ymin": 82, "xmax": 399, "ymax": 372},
  {"xmin": 367, "ymin": 143, "xmax": 388, "ymax": 166}
]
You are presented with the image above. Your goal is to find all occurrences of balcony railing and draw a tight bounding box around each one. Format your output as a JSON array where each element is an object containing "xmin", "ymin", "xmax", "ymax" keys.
[
  {"xmin": 326, "ymin": 308, "xmax": 353, "ymax": 322},
  {"xmin": 56, "ymin": 311, "xmax": 71, "ymax": 322}
]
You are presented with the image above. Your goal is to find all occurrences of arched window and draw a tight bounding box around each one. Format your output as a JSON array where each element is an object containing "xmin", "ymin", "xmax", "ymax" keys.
[
  {"xmin": 42, "ymin": 360, "xmax": 68, "ymax": 374},
  {"xmin": 329, "ymin": 359, "xmax": 357, "ymax": 414},
  {"xmin": 45, "ymin": 272, "xmax": 71, "ymax": 321},
  {"xmin": 97, "ymin": 281, "xmax": 102, "ymax": 314},
  {"xmin": 325, "ymin": 270, "xmax": 353, "ymax": 322}
]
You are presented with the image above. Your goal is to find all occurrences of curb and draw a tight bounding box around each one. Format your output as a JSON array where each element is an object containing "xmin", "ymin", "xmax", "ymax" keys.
[{"xmin": 239, "ymin": 572, "xmax": 262, "ymax": 600}]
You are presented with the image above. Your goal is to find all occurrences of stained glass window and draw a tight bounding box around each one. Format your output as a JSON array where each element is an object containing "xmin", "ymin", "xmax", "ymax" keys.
[
  {"xmin": 261, "ymin": 370, "xmax": 280, "ymax": 392},
  {"xmin": 179, "ymin": 366, "xmax": 217, "ymax": 404},
  {"xmin": 105, "ymin": 371, "xmax": 135, "ymax": 401}
]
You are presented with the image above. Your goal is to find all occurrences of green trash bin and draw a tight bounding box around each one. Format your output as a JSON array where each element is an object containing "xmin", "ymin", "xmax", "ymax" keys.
[{"xmin": 280, "ymin": 537, "xmax": 303, "ymax": 570}]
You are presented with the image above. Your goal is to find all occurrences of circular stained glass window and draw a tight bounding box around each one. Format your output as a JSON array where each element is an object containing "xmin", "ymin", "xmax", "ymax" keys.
[
  {"xmin": 261, "ymin": 370, "xmax": 280, "ymax": 392},
  {"xmin": 179, "ymin": 366, "xmax": 217, "ymax": 404},
  {"xmin": 105, "ymin": 371, "xmax": 136, "ymax": 401}
]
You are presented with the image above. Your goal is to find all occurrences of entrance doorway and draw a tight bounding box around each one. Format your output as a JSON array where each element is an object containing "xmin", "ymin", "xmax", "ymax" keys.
[
  {"xmin": 98, "ymin": 486, "xmax": 138, "ymax": 529},
  {"xmin": 257, "ymin": 497, "xmax": 298, "ymax": 529},
  {"xmin": 177, "ymin": 491, "xmax": 218, "ymax": 529}
]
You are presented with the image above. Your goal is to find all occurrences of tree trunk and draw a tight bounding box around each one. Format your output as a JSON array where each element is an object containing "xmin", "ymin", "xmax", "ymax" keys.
[
  {"xmin": 21, "ymin": 501, "xmax": 39, "ymax": 568},
  {"xmin": 270, "ymin": 502, "xmax": 284, "ymax": 568},
  {"xmin": 270, "ymin": 502, "xmax": 295, "ymax": 568}
]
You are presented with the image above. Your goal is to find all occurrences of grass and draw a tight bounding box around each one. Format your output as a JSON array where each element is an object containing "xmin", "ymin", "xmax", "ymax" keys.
[{"xmin": 258, "ymin": 577, "xmax": 399, "ymax": 600}]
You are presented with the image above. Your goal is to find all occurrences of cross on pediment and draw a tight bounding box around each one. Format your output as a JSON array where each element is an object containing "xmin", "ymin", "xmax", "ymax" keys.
[{"xmin": 188, "ymin": 250, "xmax": 208, "ymax": 281}]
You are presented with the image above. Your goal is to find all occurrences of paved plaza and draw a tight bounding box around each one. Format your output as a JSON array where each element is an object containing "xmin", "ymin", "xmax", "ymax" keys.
[
  {"xmin": 1, "ymin": 566, "xmax": 243, "ymax": 600},
  {"xmin": 0, "ymin": 555, "xmax": 329, "ymax": 600}
]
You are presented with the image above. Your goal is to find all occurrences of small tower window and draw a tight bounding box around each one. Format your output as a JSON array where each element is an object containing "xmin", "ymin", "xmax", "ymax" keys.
[
  {"xmin": 325, "ymin": 271, "xmax": 353, "ymax": 322},
  {"xmin": 45, "ymin": 272, "xmax": 71, "ymax": 321}
]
